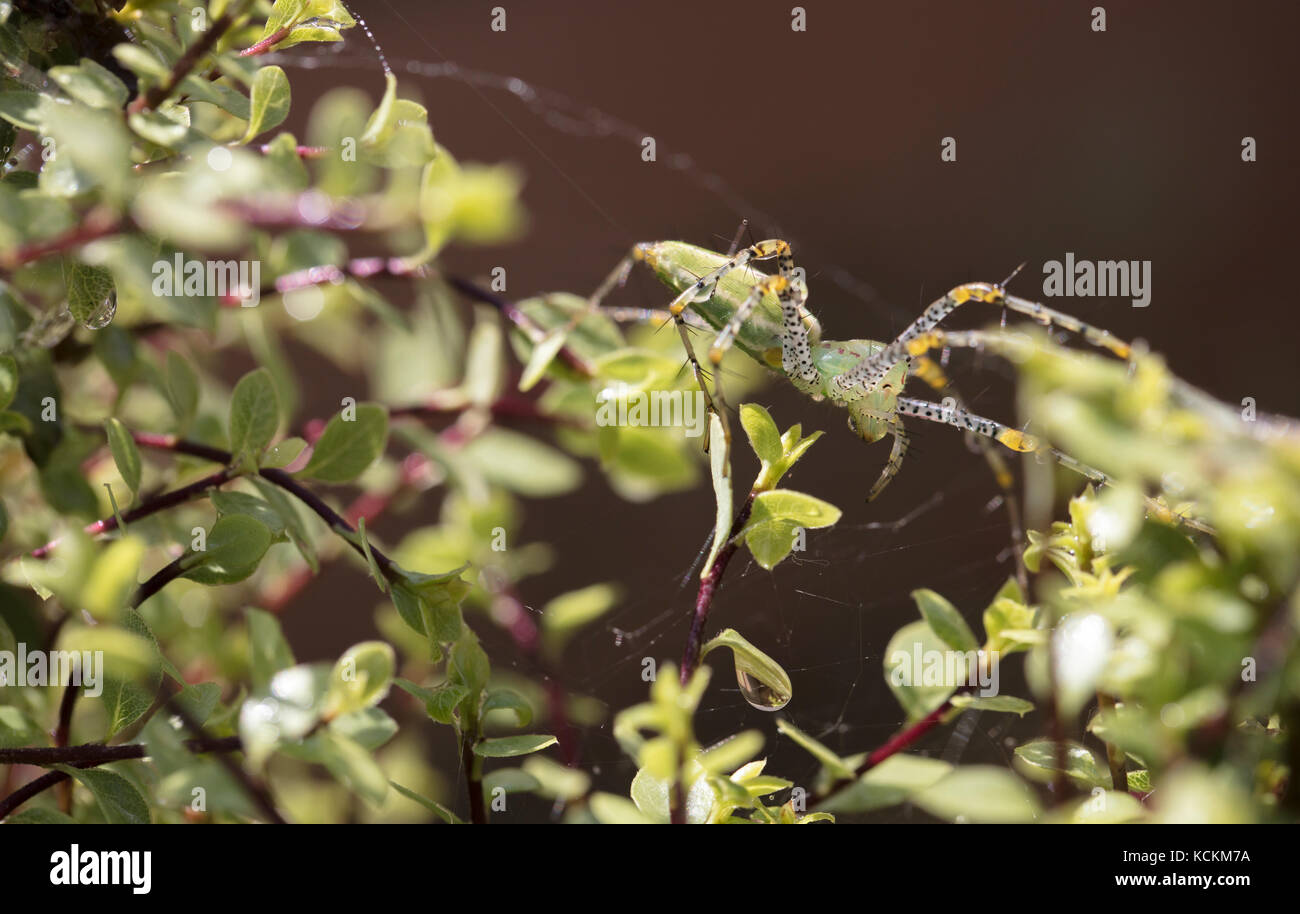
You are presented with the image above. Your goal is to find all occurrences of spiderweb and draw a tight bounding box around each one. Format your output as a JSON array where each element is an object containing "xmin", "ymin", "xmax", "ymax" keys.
[{"xmin": 269, "ymin": 18, "xmax": 1053, "ymax": 818}]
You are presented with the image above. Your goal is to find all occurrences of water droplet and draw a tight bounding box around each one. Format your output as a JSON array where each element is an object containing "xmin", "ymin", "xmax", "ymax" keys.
[
  {"xmin": 83, "ymin": 291, "xmax": 116, "ymax": 329},
  {"xmin": 340, "ymin": 2, "xmax": 392, "ymax": 76},
  {"xmin": 736, "ymin": 667, "xmax": 790, "ymax": 712}
]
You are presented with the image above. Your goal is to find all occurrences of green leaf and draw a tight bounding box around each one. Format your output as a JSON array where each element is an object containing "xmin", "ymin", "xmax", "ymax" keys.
[
  {"xmin": 4, "ymin": 808, "xmax": 77, "ymax": 824},
  {"xmin": 589, "ymin": 792, "xmax": 657, "ymax": 825},
  {"xmin": 742, "ymin": 489, "xmax": 841, "ymax": 571},
  {"xmin": 103, "ymin": 418, "xmax": 142, "ymax": 494},
  {"xmin": 210, "ymin": 490, "xmax": 288, "ymax": 537},
  {"xmin": 817, "ymin": 754, "xmax": 953, "ymax": 815},
  {"xmin": 249, "ymin": 477, "xmax": 318, "ymax": 572},
  {"xmin": 742, "ymin": 517, "xmax": 800, "ymax": 570},
  {"xmin": 739, "ymin": 403, "xmax": 782, "ymax": 465},
  {"xmin": 473, "ymin": 734, "xmax": 558, "ymax": 758},
  {"xmin": 96, "ymin": 608, "xmax": 162, "ymax": 736},
  {"xmin": 950, "ymin": 694, "xmax": 1034, "ymax": 716},
  {"xmin": 750, "ymin": 489, "xmax": 841, "ymax": 528},
  {"xmin": 482, "ymin": 689, "xmax": 533, "ymax": 728},
  {"xmin": 296, "ymin": 403, "xmax": 388, "ymax": 483},
  {"xmin": 463, "ymin": 315, "xmax": 504, "ymax": 405},
  {"xmin": 701, "ymin": 628, "xmax": 792, "ymax": 712},
  {"xmin": 228, "ymin": 367, "xmax": 280, "ymax": 466},
  {"xmin": 457, "ymin": 427, "xmax": 582, "ymax": 497},
  {"xmin": 80, "ymin": 535, "xmax": 145, "ymax": 621},
  {"xmin": 390, "ymin": 781, "xmax": 462, "ymax": 823},
  {"xmin": 0, "ymin": 90, "xmax": 48, "ymax": 131},
  {"xmin": 775, "ymin": 718, "xmax": 854, "ymax": 780},
  {"xmin": 112, "ymin": 44, "xmax": 170, "ymax": 81},
  {"xmin": 330, "ymin": 706, "xmax": 398, "ymax": 750},
  {"xmin": 262, "ymin": 437, "xmax": 306, "ymax": 469},
  {"xmin": 697, "ymin": 730, "xmax": 764, "ymax": 775},
  {"xmin": 164, "ymin": 351, "xmax": 199, "ymax": 432},
  {"xmin": 540, "ymin": 583, "xmax": 618, "ymax": 644},
  {"xmin": 242, "ymin": 66, "xmax": 291, "ymax": 143},
  {"xmin": 983, "ymin": 595, "xmax": 1039, "ymax": 656},
  {"xmin": 0, "ymin": 706, "xmax": 43, "ymax": 748},
  {"xmin": 312, "ymin": 730, "xmax": 388, "ymax": 806},
  {"xmin": 521, "ymin": 756, "xmax": 591, "ymax": 801},
  {"xmin": 0, "ymin": 355, "xmax": 17, "ymax": 410},
  {"xmin": 395, "ymin": 678, "xmax": 468, "ymax": 725},
  {"xmin": 882, "ymin": 619, "xmax": 959, "ymax": 721},
  {"xmin": 173, "ymin": 682, "xmax": 223, "ymax": 726},
  {"xmin": 627, "ymin": 766, "xmax": 713, "ymax": 823},
  {"xmin": 519, "ymin": 328, "xmax": 568, "ymax": 392},
  {"xmin": 914, "ymin": 766, "xmax": 1041, "ymax": 823},
  {"xmin": 53, "ymin": 765, "xmax": 150, "ymax": 824},
  {"xmin": 324, "ymin": 641, "xmax": 395, "ymax": 717},
  {"xmin": 247, "ymin": 608, "xmax": 295, "ymax": 691},
  {"xmin": 483, "ymin": 767, "xmax": 541, "ymax": 795},
  {"xmin": 701, "ymin": 412, "xmax": 732, "ymax": 577},
  {"xmin": 182, "ymin": 514, "xmax": 273, "ymax": 584},
  {"xmin": 911, "ymin": 589, "xmax": 980, "ymax": 653},
  {"xmin": 49, "ymin": 60, "xmax": 129, "ymax": 109},
  {"xmin": 1013, "ymin": 739, "xmax": 1110, "ymax": 788},
  {"xmin": 64, "ymin": 261, "xmax": 115, "ymax": 330}
]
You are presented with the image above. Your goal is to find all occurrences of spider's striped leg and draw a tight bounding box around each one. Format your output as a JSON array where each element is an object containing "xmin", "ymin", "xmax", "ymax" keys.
[
  {"xmin": 660, "ymin": 238, "xmax": 792, "ymax": 317},
  {"xmin": 867, "ymin": 420, "xmax": 911, "ymax": 502},
  {"xmin": 586, "ymin": 252, "xmax": 636, "ymax": 311},
  {"xmin": 899, "ymin": 395, "xmax": 1216, "ymax": 535},
  {"xmin": 604, "ymin": 306, "xmax": 712, "ymax": 331},
  {"xmin": 587, "ymin": 238, "xmax": 788, "ymax": 314},
  {"xmin": 833, "ymin": 282, "xmax": 1134, "ymax": 398},
  {"xmin": 671, "ymin": 311, "xmax": 730, "ymax": 463},
  {"xmin": 707, "ymin": 276, "xmax": 783, "ymax": 366}
]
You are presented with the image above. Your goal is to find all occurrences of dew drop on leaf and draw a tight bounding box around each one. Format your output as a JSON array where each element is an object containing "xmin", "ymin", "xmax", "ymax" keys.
[
  {"xmin": 736, "ymin": 667, "xmax": 790, "ymax": 712},
  {"xmin": 82, "ymin": 290, "xmax": 117, "ymax": 330}
]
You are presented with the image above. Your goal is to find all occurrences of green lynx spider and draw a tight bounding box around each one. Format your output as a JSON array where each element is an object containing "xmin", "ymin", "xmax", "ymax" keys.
[{"xmin": 588, "ymin": 238, "xmax": 1134, "ymax": 502}]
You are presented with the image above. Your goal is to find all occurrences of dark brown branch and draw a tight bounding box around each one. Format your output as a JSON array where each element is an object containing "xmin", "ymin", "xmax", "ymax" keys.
[
  {"xmin": 129, "ymin": 554, "xmax": 187, "ymax": 608},
  {"xmin": 0, "ymin": 735, "xmax": 239, "ymax": 767},
  {"xmin": 27, "ymin": 468, "xmax": 232, "ymax": 560},
  {"xmin": 166, "ymin": 700, "xmax": 286, "ymax": 825},
  {"xmin": 0, "ymin": 207, "xmax": 120, "ymax": 273},
  {"xmin": 679, "ymin": 495, "xmax": 755, "ymax": 684},
  {"xmin": 54, "ymin": 682, "xmax": 78, "ymax": 750},
  {"xmin": 809, "ymin": 686, "xmax": 976, "ymax": 810},
  {"xmin": 0, "ymin": 736, "xmax": 240, "ymax": 822},
  {"xmin": 124, "ymin": 431, "xmax": 401, "ymax": 577},
  {"xmin": 460, "ymin": 729, "xmax": 487, "ymax": 825}
]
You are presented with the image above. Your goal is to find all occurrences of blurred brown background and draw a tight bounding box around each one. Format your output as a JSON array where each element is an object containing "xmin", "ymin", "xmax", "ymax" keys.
[{"xmin": 271, "ymin": 0, "xmax": 1300, "ymax": 816}]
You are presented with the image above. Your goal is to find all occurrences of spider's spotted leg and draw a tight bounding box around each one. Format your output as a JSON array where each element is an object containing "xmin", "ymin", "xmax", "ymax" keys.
[
  {"xmin": 896, "ymin": 395, "xmax": 1107, "ymax": 479},
  {"xmin": 833, "ymin": 282, "xmax": 1134, "ymax": 398}
]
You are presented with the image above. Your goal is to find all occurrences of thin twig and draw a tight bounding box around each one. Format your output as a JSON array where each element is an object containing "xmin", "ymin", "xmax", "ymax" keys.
[
  {"xmin": 129, "ymin": 554, "xmax": 187, "ymax": 608},
  {"xmin": 810, "ymin": 685, "xmax": 976, "ymax": 810},
  {"xmin": 679, "ymin": 494, "xmax": 755, "ymax": 683},
  {"xmin": 446, "ymin": 275, "xmax": 597, "ymax": 378},
  {"xmin": 127, "ymin": 0, "xmax": 252, "ymax": 114}
]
